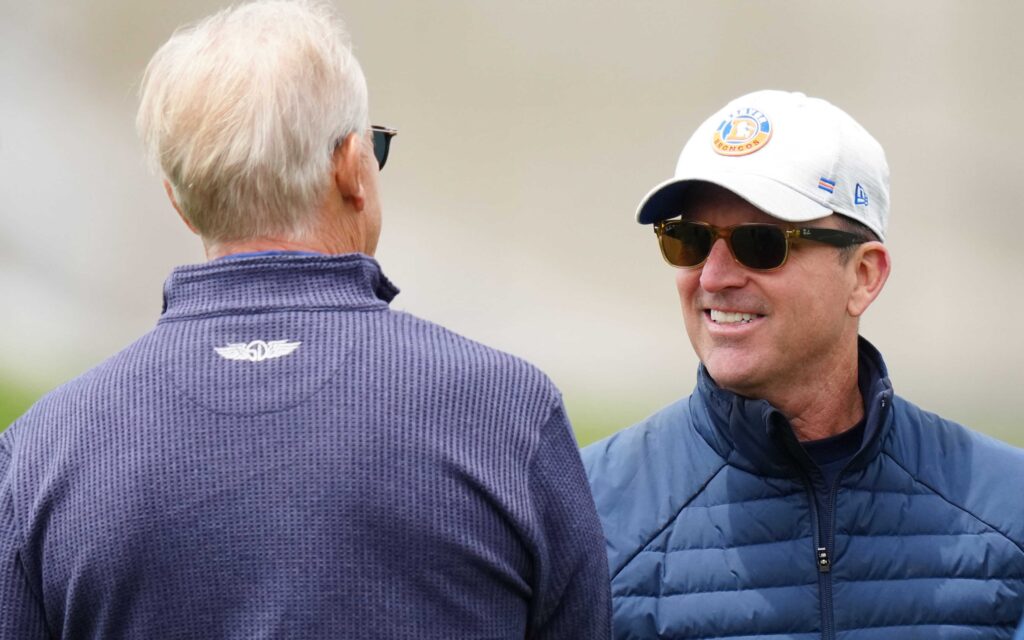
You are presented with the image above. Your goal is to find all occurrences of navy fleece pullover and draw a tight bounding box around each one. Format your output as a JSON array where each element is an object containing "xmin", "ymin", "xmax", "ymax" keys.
[{"xmin": 0, "ymin": 253, "xmax": 611, "ymax": 639}]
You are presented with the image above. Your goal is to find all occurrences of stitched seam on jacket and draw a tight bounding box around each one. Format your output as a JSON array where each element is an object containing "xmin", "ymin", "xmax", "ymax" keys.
[
  {"xmin": 638, "ymin": 624, "xmax": 1011, "ymax": 640},
  {"xmin": 839, "ymin": 488, "xmax": 935, "ymax": 497},
  {"xmin": 881, "ymin": 451, "xmax": 1024, "ymax": 557},
  {"xmin": 834, "ymin": 622, "xmax": 1015, "ymax": 631},
  {"xmin": 837, "ymin": 575, "xmax": 1024, "ymax": 584},
  {"xmin": 633, "ymin": 628, "xmax": 819, "ymax": 640},
  {"xmin": 687, "ymin": 490, "xmax": 806, "ymax": 509},
  {"xmin": 610, "ymin": 462, "xmax": 728, "ymax": 580},
  {"xmin": 615, "ymin": 579, "xmax": 818, "ymax": 598},
  {"xmin": 651, "ymin": 630, "xmax": 817, "ymax": 640},
  {"xmin": 633, "ymin": 534, "xmax": 810, "ymax": 555},
  {"xmin": 615, "ymin": 575, "xmax": 1024, "ymax": 599},
  {"xmin": 839, "ymin": 531, "xmax": 1007, "ymax": 539}
]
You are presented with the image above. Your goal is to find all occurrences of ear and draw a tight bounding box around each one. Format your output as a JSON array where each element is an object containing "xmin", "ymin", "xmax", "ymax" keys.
[
  {"xmin": 847, "ymin": 241, "xmax": 891, "ymax": 317},
  {"xmin": 333, "ymin": 132, "xmax": 366, "ymax": 212},
  {"xmin": 163, "ymin": 180, "xmax": 199, "ymax": 235}
]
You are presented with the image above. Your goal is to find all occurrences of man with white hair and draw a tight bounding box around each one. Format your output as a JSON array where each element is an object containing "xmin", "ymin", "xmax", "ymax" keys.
[
  {"xmin": 0, "ymin": 2, "xmax": 610, "ymax": 638},
  {"xmin": 583, "ymin": 90, "xmax": 1024, "ymax": 638}
]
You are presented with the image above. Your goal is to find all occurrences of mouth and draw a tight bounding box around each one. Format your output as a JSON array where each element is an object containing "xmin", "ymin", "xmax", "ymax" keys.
[{"xmin": 706, "ymin": 309, "xmax": 765, "ymax": 325}]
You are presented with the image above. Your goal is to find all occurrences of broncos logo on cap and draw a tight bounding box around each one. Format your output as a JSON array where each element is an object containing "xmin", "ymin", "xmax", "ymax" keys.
[{"xmin": 712, "ymin": 107, "xmax": 772, "ymax": 157}]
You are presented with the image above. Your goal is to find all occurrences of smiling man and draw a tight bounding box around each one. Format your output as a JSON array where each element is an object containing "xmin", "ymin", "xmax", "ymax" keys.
[{"xmin": 583, "ymin": 90, "xmax": 1024, "ymax": 639}]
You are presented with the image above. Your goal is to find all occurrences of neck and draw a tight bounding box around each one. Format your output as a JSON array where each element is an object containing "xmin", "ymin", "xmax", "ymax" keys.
[
  {"xmin": 714, "ymin": 330, "xmax": 864, "ymax": 442},
  {"xmin": 780, "ymin": 374, "xmax": 863, "ymax": 442},
  {"xmin": 205, "ymin": 237, "xmax": 336, "ymax": 260},
  {"xmin": 768, "ymin": 347, "xmax": 863, "ymax": 442},
  {"xmin": 204, "ymin": 206, "xmax": 376, "ymax": 261}
]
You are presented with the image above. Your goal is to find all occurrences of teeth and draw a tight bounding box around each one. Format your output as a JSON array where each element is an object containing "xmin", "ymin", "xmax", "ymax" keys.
[{"xmin": 710, "ymin": 310, "xmax": 758, "ymax": 324}]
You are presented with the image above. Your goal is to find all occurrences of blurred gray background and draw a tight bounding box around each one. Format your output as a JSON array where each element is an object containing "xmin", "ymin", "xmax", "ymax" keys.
[{"xmin": 1, "ymin": 0, "xmax": 1021, "ymax": 444}]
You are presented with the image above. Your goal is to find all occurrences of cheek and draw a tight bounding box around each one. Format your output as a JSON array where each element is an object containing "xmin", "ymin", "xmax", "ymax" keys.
[
  {"xmin": 674, "ymin": 269, "xmax": 699, "ymax": 301},
  {"xmin": 675, "ymin": 271, "xmax": 705, "ymax": 334},
  {"xmin": 796, "ymin": 270, "xmax": 853, "ymax": 324}
]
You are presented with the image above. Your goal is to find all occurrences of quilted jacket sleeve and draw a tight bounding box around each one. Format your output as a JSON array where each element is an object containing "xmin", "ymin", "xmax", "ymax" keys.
[{"xmin": 582, "ymin": 397, "xmax": 725, "ymax": 578}]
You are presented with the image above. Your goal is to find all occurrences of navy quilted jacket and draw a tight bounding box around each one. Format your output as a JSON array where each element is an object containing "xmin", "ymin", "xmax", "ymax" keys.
[{"xmin": 583, "ymin": 339, "xmax": 1024, "ymax": 639}]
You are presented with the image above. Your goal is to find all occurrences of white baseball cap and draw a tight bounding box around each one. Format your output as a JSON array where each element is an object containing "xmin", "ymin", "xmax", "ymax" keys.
[{"xmin": 636, "ymin": 90, "xmax": 890, "ymax": 240}]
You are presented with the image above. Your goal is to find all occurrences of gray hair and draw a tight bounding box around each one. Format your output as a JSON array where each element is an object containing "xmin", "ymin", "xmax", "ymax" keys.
[{"xmin": 137, "ymin": 0, "xmax": 369, "ymax": 242}]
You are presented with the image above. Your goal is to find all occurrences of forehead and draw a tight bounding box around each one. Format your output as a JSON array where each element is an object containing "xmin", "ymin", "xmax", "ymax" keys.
[
  {"xmin": 677, "ymin": 182, "xmax": 782, "ymax": 226},
  {"xmin": 677, "ymin": 182, "xmax": 847, "ymax": 231}
]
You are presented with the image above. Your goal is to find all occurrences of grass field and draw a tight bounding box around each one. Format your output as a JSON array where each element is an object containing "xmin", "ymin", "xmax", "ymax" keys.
[
  {"xmin": 0, "ymin": 381, "xmax": 39, "ymax": 434},
  {"xmin": 2, "ymin": 380, "xmax": 1019, "ymax": 449},
  {"xmin": 0, "ymin": 381, "xmax": 622, "ymax": 445}
]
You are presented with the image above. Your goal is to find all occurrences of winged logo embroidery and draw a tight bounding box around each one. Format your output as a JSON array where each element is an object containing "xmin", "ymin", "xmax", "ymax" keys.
[{"xmin": 214, "ymin": 340, "xmax": 302, "ymax": 362}]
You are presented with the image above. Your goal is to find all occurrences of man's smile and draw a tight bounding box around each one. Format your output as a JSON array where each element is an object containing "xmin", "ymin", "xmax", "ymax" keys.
[{"xmin": 707, "ymin": 309, "xmax": 765, "ymax": 324}]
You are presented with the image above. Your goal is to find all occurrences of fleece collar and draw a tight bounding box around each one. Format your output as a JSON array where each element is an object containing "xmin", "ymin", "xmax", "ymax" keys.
[{"xmin": 159, "ymin": 253, "xmax": 399, "ymax": 321}]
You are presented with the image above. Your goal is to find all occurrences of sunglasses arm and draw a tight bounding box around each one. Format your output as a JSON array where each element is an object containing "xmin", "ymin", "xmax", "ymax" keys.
[{"xmin": 788, "ymin": 227, "xmax": 867, "ymax": 247}]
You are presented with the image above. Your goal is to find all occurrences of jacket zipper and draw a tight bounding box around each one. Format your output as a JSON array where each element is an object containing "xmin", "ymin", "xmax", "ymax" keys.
[
  {"xmin": 816, "ymin": 546, "xmax": 831, "ymax": 572},
  {"xmin": 801, "ymin": 397, "xmax": 886, "ymax": 639},
  {"xmin": 819, "ymin": 476, "xmax": 837, "ymax": 640},
  {"xmin": 804, "ymin": 467, "xmax": 844, "ymax": 640}
]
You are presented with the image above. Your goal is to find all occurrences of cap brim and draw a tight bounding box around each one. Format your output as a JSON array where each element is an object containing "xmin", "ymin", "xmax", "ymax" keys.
[{"xmin": 635, "ymin": 172, "xmax": 832, "ymax": 225}]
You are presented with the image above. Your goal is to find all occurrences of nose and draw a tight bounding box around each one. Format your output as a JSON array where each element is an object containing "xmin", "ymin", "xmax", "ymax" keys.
[{"xmin": 698, "ymin": 238, "xmax": 748, "ymax": 292}]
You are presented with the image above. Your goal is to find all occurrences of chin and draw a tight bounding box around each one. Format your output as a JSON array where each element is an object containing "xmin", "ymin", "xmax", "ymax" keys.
[{"xmin": 702, "ymin": 357, "xmax": 765, "ymax": 398}]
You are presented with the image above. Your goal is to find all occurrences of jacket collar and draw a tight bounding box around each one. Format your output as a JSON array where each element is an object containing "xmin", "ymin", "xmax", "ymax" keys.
[
  {"xmin": 691, "ymin": 336, "xmax": 894, "ymax": 478},
  {"xmin": 159, "ymin": 253, "xmax": 399, "ymax": 321}
]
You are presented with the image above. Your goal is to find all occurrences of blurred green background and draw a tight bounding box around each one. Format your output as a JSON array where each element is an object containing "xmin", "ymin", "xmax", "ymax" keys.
[
  {"xmin": 3, "ymin": 380, "xmax": 1018, "ymax": 449},
  {"xmin": 0, "ymin": 379, "xmax": 641, "ymax": 445},
  {"xmin": 2, "ymin": 1, "xmax": 1022, "ymax": 449},
  {"xmin": 1, "ymin": 382, "xmax": 37, "ymax": 435}
]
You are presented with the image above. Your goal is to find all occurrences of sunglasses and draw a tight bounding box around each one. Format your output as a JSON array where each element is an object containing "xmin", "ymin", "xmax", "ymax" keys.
[
  {"xmin": 371, "ymin": 125, "xmax": 398, "ymax": 169},
  {"xmin": 654, "ymin": 220, "xmax": 867, "ymax": 271}
]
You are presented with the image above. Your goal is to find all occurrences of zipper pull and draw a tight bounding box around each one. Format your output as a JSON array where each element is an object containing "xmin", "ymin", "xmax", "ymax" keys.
[{"xmin": 816, "ymin": 547, "xmax": 831, "ymax": 573}]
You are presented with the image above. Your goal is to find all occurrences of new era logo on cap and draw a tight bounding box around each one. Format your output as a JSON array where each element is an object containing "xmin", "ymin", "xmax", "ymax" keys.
[{"xmin": 855, "ymin": 183, "xmax": 869, "ymax": 206}]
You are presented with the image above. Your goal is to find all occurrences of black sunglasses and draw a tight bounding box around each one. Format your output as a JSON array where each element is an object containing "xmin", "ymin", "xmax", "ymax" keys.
[
  {"xmin": 654, "ymin": 220, "xmax": 867, "ymax": 271},
  {"xmin": 371, "ymin": 125, "xmax": 398, "ymax": 169}
]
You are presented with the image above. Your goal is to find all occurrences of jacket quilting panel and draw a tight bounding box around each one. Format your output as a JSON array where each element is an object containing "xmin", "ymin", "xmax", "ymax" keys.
[{"xmin": 583, "ymin": 339, "xmax": 1024, "ymax": 639}]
